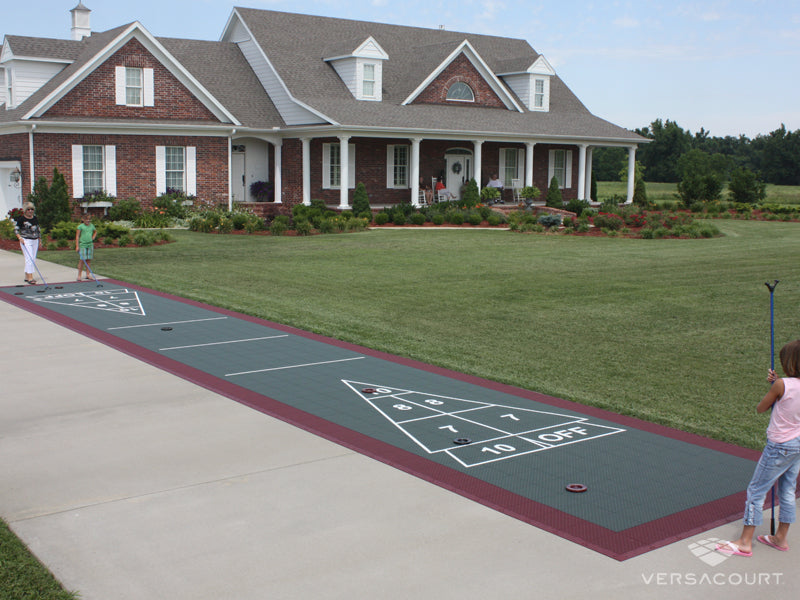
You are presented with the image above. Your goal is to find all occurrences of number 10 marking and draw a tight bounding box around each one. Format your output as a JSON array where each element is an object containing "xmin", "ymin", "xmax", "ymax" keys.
[{"xmin": 481, "ymin": 444, "xmax": 516, "ymax": 455}]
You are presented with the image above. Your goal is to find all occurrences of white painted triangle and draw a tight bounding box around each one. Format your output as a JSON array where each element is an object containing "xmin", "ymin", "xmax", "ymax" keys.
[
  {"xmin": 342, "ymin": 379, "xmax": 625, "ymax": 468},
  {"xmin": 32, "ymin": 288, "xmax": 146, "ymax": 316}
]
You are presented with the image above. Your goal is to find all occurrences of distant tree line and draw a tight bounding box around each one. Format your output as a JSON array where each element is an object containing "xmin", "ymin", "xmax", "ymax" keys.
[{"xmin": 593, "ymin": 120, "xmax": 800, "ymax": 185}]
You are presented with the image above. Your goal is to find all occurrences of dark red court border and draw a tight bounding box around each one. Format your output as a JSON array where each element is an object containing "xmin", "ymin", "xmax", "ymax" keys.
[{"xmin": 1, "ymin": 278, "xmax": 762, "ymax": 561}]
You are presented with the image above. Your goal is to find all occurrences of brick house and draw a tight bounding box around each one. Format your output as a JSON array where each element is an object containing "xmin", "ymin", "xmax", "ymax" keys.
[{"xmin": 0, "ymin": 4, "xmax": 646, "ymax": 217}]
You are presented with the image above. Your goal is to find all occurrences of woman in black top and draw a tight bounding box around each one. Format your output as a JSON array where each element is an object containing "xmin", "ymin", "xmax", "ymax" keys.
[{"xmin": 13, "ymin": 202, "xmax": 41, "ymax": 284}]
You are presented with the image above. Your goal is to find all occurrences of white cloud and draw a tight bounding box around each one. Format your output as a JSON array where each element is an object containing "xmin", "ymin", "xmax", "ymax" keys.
[{"xmin": 613, "ymin": 16, "xmax": 639, "ymax": 28}]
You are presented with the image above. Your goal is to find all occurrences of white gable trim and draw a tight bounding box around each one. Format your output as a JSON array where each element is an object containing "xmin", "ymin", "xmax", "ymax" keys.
[
  {"xmin": 23, "ymin": 22, "xmax": 239, "ymax": 124},
  {"xmin": 401, "ymin": 39, "xmax": 523, "ymax": 112},
  {"xmin": 529, "ymin": 55, "xmax": 556, "ymax": 76}
]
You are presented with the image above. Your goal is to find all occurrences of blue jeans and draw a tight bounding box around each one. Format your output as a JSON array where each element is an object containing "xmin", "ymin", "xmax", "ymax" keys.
[{"xmin": 743, "ymin": 436, "xmax": 800, "ymax": 526}]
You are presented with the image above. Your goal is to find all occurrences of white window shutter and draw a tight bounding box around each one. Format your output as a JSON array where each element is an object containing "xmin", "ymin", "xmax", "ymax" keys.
[
  {"xmin": 565, "ymin": 150, "xmax": 573, "ymax": 188},
  {"xmin": 386, "ymin": 145, "xmax": 394, "ymax": 188},
  {"xmin": 348, "ymin": 144, "xmax": 355, "ymax": 189},
  {"xmin": 115, "ymin": 66, "xmax": 126, "ymax": 105},
  {"xmin": 104, "ymin": 145, "xmax": 117, "ymax": 196},
  {"xmin": 186, "ymin": 146, "xmax": 197, "ymax": 196},
  {"xmin": 322, "ymin": 144, "xmax": 331, "ymax": 189},
  {"xmin": 72, "ymin": 145, "xmax": 84, "ymax": 198},
  {"xmin": 155, "ymin": 146, "xmax": 166, "ymax": 195},
  {"xmin": 143, "ymin": 68, "xmax": 154, "ymax": 106}
]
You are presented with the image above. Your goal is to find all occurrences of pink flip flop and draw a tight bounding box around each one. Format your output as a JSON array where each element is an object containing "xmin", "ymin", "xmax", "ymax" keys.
[
  {"xmin": 757, "ymin": 535, "xmax": 789, "ymax": 551},
  {"xmin": 716, "ymin": 541, "xmax": 752, "ymax": 557}
]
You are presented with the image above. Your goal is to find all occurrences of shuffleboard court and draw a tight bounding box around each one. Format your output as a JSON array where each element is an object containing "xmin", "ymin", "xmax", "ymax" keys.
[{"xmin": 1, "ymin": 279, "xmax": 761, "ymax": 560}]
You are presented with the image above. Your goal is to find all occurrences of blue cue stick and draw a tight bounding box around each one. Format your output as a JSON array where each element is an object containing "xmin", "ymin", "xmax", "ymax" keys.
[{"xmin": 766, "ymin": 280, "xmax": 779, "ymax": 536}]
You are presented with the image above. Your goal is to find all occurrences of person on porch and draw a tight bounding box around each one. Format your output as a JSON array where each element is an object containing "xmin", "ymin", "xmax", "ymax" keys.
[
  {"xmin": 419, "ymin": 176, "xmax": 433, "ymax": 204},
  {"xmin": 486, "ymin": 173, "xmax": 504, "ymax": 204},
  {"xmin": 435, "ymin": 177, "xmax": 455, "ymax": 201}
]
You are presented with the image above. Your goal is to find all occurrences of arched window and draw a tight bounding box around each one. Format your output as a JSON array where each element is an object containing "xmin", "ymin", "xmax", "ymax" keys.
[{"xmin": 446, "ymin": 82, "xmax": 474, "ymax": 102}]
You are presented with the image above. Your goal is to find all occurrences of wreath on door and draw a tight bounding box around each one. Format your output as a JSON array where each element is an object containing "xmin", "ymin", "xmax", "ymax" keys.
[{"xmin": 451, "ymin": 161, "xmax": 462, "ymax": 174}]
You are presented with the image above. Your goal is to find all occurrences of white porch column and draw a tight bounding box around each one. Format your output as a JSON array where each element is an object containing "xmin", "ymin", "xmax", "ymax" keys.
[
  {"xmin": 525, "ymin": 142, "xmax": 535, "ymax": 187},
  {"xmin": 273, "ymin": 140, "xmax": 283, "ymax": 204},
  {"xmin": 338, "ymin": 135, "xmax": 350, "ymax": 210},
  {"xmin": 301, "ymin": 137, "xmax": 311, "ymax": 206},
  {"xmin": 410, "ymin": 137, "xmax": 421, "ymax": 207},
  {"xmin": 473, "ymin": 140, "xmax": 483, "ymax": 187},
  {"xmin": 577, "ymin": 144, "xmax": 587, "ymax": 201},
  {"xmin": 626, "ymin": 146, "xmax": 636, "ymax": 204},
  {"xmin": 585, "ymin": 146, "xmax": 594, "ymax": 202}
]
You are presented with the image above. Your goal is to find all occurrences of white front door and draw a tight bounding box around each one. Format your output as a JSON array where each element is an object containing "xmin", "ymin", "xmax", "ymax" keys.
[
  {"xmin": 231, "ymin": 150, "xmax": 246, "ymax": 203},
  {"xmin": 0, "ymin": 162, "xmax": 23, "ymax": 217},
  {"xmin": 444, "ymin": 153, "xmax": 472, "ymax": 200}
]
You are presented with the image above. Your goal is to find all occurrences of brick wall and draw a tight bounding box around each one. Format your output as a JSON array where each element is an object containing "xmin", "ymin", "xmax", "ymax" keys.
[
  {"xmin": 412, "ymin": 53, "xmax": 506, "ymax": 109},
  {"xmin": 29, "ymin": 132, "xmax": 228, "ymax": 214},
  {"xmin": 46, "ymin": 39, "xmax": 218, "ymax": 122}
]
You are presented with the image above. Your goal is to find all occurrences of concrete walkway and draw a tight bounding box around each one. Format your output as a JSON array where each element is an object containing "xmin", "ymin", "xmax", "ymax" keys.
[{"xmin": 0, "ymin": 249, "xmax": 794, "ymax": 599}]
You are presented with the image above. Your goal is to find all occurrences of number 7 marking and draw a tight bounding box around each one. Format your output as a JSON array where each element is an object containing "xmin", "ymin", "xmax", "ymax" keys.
[
  {"xmin": 501, "ymin": 413, "xmax": 519, "ymax": 421},
  {"xmin": 439, "ymin": 424, "xmax": 458, "ymax": 433}
]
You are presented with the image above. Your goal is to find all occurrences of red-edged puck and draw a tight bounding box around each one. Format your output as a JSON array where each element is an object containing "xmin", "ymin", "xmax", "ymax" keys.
[
  {"xmin": 362, "ymin": 388, "xmax": 376, "ymax": 394},
  {"xmin": 566, "ymin": 483, "xmax": 588, "ymax": 493}
]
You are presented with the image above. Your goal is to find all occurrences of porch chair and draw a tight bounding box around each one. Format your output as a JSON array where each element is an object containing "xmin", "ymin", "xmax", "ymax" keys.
[
  {"xmin": 418, "ymin": 188, "xmax": 428, "ymax": 206},
  {"xmin": 511, "ymin": 179, "xmax": 522, "ymax": 204}
]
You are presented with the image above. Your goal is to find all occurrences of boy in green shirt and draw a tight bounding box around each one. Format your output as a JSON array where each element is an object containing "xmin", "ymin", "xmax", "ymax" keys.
[{"xmin": 75, "ymin": 214, "xmax": 97, "ymax": 281}]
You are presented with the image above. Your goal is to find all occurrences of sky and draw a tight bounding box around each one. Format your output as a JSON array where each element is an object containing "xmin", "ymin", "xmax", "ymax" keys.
[{"xmin": 3, "ymin": 0, "xmax": 799, "ymax": 139}]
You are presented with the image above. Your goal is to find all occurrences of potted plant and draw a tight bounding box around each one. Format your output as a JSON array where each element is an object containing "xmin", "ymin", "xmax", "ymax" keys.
[
  {"xmin": 79, "ymin": 190, "xmax": 116, "ymax": 215},
  {"xmin": 249, "ymin": 180, "xmax": 274, "ymax": 202},
  {"xmin": 480, "ymin": 186, "xmax": 501, "ymax": 205},
  {"xmin": 520, "ymin": 185, "xmax": 542, "ymax": 207}
]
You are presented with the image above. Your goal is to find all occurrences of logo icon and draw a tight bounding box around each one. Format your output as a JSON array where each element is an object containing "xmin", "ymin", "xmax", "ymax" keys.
[{"xmin": 688, "ymin": 537, "xmax": 729, "ymax": 566}]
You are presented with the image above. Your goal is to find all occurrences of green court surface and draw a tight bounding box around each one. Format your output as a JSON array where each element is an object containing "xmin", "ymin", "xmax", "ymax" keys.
[{"xmin": 0, "ymin": 279, "xmax": 761, "ymax": 560}]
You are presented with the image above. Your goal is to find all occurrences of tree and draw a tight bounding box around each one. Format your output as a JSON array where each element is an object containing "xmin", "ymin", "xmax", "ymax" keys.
[
  {"xmin": 461, "ymin": 178, "xmax": 480, "ymax": 207},
  {"xmin": 591, "ymin": 147, "xmax": 626, "ymax": 181},
  {"xmin": 728, "ymin": 167, "xmax": 766, "ymax": 204},
  {"xmin": 545, "ymin": 176, "xmax": 562, "ymax": 207},
  {"xmin": 30, "ymin": 168, "xmax": 71, "ymax": 232},
  {"xmin": 352, "ymin": 182, "xmax": 371, "ymax": 216},
  {"xmin": 635, "ymin": 119, "xmax": 692, "ymax": 182}
]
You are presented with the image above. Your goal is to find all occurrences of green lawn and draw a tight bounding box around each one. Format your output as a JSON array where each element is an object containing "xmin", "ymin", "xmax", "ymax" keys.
[
  {"xmin": 37, "ymin": 221, "xmax": 800, "ymax": 449},
  {"xmin": 596, "ymin": 181, "xmax": 800, "ymax": 205}
]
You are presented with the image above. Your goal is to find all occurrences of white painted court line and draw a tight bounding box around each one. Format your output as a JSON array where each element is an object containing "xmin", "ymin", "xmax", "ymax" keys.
[
  {"xmin": 160, "ymin": 334, "xmax": 289, "ymax": 351},
  {"xmin": 108, "ymin": 317, "xmax": 228, "ymax": 330},
  {"xmin": 226, "ymin": 356, "xmax": 365, "ymax": 377}
]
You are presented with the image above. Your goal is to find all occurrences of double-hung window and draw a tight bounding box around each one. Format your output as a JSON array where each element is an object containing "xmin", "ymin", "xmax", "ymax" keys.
[
  {"xmin": 534, "ymin": 79, "xmax": 545, "ymax": 109},
  {"xmin": 500, "ymin": 148, "xmax": 520, "ymax": 188},
  {"xmin": 387, "ymin": 145, "xmax": 409, "ymax": 188},
  {"xmin": 125, "ymin": 67, "xmax": 143, "ymax": 106},
  {"xmin": 322, "ymin": 143, "xmax": 356, "ymax": 189},
  {"xmin": 71, "ymin": 144, "xmax": 117, "ymax": 198},
  {"xmin": 82, "ymin": 145, "xmax": 105, "ymax": 194},
  {"xmin": 156, "ymin": 146, "xmax": 196, "ymax": 195},
  {"xmin": 115, "ymin": 66, "xmax": 154, "ymax": 106},
  {"xmin": 548, "ymin": 149, "xmax": 573, "ymax": 189},
  {"xmin": 362, "ymin": 64, "xmax": 376, "ymax": 99}
]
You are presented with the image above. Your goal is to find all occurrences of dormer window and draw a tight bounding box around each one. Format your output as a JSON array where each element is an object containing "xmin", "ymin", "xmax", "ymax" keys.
[
  {"xmin": 447, "ymin": 82, "xmax": 474, "ymax": 102},
  {"xmin": 362, "ymin": 63, "xmax": 376, "ymax": 98},
  {"xmin": 534, "ymin": 79, "xmax": 545, "ymax": 109}
]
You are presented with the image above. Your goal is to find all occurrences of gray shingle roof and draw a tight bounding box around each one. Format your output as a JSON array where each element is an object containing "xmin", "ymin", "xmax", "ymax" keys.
[{"xmin": 234, "ymin": 8, "xmax": 643, "ymax": 142}]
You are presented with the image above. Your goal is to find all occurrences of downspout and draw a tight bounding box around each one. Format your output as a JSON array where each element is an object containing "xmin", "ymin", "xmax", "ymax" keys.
[
  {"xmin": 28, "ymin": 124, "xmax": 36, "ymax": 194},
  {"xmin": 228, "ymin": 129, "xmax": 236, "ymax": 211}
]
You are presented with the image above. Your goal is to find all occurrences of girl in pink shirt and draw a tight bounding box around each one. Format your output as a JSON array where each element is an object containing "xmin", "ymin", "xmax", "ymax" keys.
[{"xmin": 718, "ymin": 339, "xmax": 800, "ymax": 557}]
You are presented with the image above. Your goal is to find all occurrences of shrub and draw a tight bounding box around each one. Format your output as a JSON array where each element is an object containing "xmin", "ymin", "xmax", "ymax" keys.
[
  {"xmin": 461, "ymin": 178, "xmax": 480, "ymax": 208},
  {"xmin": 545, "ymin": 177, "xmax": 563, "ymax": 208},
  {"xmin": 132, "ymin": 230, "xmax": 157, "ymax": 246},
  {"xmin": 374, "ymin": 212, "xmax": 390, "ymax": 225},
  {"xmin": 108, "ymin": 198, "xmax": 142, "ymax": 221},
  {"xmin": 728, "ymin": 167, "xmax": 767, "ymax": 204},
  {"xmin": 447, "ymin": 211, "xmax": 464, "ymax": 225},
  {"xmin": 317, "ymin": 218, "xmax": 335, "ymax": 234},
  {"xmin": 153, "ymin": 191, "xmax": 190, "ymax": 218},
  {"xmin": 269, "ymin": 220, "xmax": 287, "ymax": 236},
  {"xmin": 352, "ymin": 182, "xmax": 371, "ymax": 216},
  {"xmin": 49, "ymin": 220, "xmax": 79, "ymax": 242},
  {"xmin": 294, "ymin": 220, "xmax": 312, "ymax": 236},
  {"xmin": 538, "ymin": 214, "xmax": 562, "ymax": 229},
  {"xmin": 249, "ymin": 180, "xmax": 273, "ymax": 202},
  {"xmin": 391, "ymin": 212, "xmax": 406, "ymax": 225},
  {"xmin": 117, "ymin": 233, "xmax": 132, "ymax": 246},
  {"xmin": 480, "ymin": 186, "xmax": 500, "ymax": 204},
  {"xmin": 0, "ymin": 218, "xmax": 16, "ymax": 240},
  {"xmin": 95, "ymin": 222, "xmax": 130, "ymax": 240},
  {"xmin": 431, "ymin": 214, "xmax": 445, "ymax": 225},
  {"xmin": 409, "ymin": 212, "xmax": 426, "ymax": 225},
  {"xmin": 467, "ymin": 212, "xmax": 483, "ymax": 226},
  {"xmin": 592, "ymin": 213, "xmax": 624, "ymax": 230},
  {"xmin": 564, "ymin": 198, "xmax": 590, "ymax": 216},
  {"xmin": 487, "ymin": 215, "xmax": 502, "ymax": 226}
]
